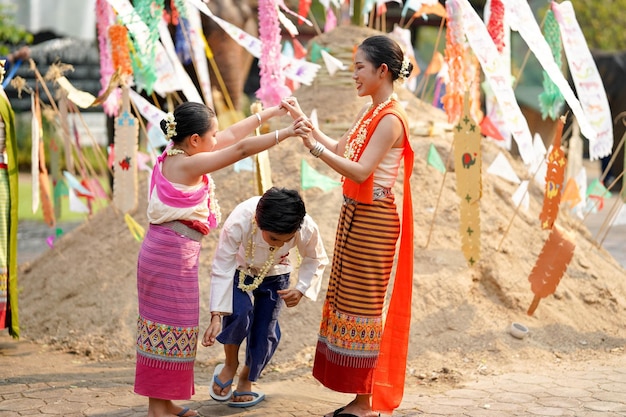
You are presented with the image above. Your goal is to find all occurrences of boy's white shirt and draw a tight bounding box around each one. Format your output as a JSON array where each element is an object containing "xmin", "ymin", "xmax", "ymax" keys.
[{"xmin": 209, "ymin": 196, "xmax": 328, "ymax": 314}]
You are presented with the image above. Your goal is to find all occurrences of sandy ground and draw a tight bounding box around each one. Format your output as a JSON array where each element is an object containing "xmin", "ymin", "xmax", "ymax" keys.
[{"xmin": 10, "ymin": 26, "xmax": 626, "ymax": 393}]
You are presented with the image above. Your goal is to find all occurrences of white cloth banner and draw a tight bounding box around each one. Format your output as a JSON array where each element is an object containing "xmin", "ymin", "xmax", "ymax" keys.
[
  {"xmin": 128, "ymin": 89, "xmax": 168, "ymax": 129},
  {"xmin": 128, "ymin": 88, "xmax": 168, "ymax": 150},
  {"xmin": 552, "ymin": 1, "xmax": 613, "ymax": 160},
  {"xmin": 454, "ymin": 0, "xmax": 534, "ymax": 164},
  {"xmin": 184, "ymin": 0, "xmax": 214, "ymax": 107},
  {"xmin": 105, "ymin": 0, "xmax": 182, "ymax": 96},
  {"xmin": 157, "ymin": 20, "xmax": 203, "ymax": 103},
  {"xmin": 187, "ymin": 0, "xmax": 321, "ymax": 86},
  {"xmin": 506, "ymin": 0, "xmax": 596, "ymax": 145}
]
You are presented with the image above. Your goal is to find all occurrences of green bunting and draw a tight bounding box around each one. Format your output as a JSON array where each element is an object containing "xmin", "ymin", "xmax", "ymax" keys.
[
  {"xmin": 427, "ymin": 143, "xmax": 446, "ymax": 174},
  {"xmin": 301, "ymin": 159, "xmax": 341, "ymax": 192}
]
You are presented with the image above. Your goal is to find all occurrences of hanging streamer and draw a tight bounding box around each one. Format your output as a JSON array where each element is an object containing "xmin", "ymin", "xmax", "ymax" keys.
[
  {"xmin": 527, "ymin": 226, "xmax": 575, "ymax": 316},
  {"xmin": 113, "ymin": 86, "xmax": 139, "ymax": 214},
  {"xmin": 257, "ymin": 0, "xmax": 291, "ymax": 107},
  {"xmin": 454, "ymin": 0, "xmax": 535, "ymax": 164},
  {"xmin": 539, "ymin": 117, "xmax": 567, "ymax": 230},
  {"xmin": 552, "ymin": 0, "xmax": 613, "ymax": 160},
  {"xmin": 454, "ymin": 93, "xmax": 482, "ymax": 265},
  {"xmin": 538, "ymin": 10, "xmax": 565, "ymax": 121}
]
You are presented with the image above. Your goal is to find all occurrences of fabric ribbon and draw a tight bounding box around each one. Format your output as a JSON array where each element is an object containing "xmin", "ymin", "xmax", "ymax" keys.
[
  {"xmin": 372, "ymin": 127, "xmax": 414, "ymax": 413},
  {"xmin": 150, "ymin": 151, "xmax": 209, "ymax": 208}
]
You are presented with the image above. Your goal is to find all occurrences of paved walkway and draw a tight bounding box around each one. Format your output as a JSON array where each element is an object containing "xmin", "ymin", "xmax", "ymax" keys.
[{"xmin": 1, "ymin": 334, "xmax": 625, "ymax": 417}]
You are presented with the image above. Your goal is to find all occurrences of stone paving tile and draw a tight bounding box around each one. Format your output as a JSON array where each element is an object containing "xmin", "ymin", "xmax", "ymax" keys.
[{"xmin": 2, "ymin": 336, "xmax": 626, "ymax": 417}]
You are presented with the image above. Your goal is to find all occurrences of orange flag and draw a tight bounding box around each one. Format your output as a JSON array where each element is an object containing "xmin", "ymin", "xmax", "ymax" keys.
[
  {"xmin": 539, "ymin": 117, "xmax": 566, "ymax": 230},
  {"xmin": 561, "ymin": 177, "xmax": 581, "ymax": 207},
  {"xmin": 412, "ymin": 3, "xmax": 447, "ymax": 18},
  {"xmin": 527, "ymin": 226, "xmax": 575, "ymax": 315},
  {"xmin": 425, "ymin": 51, "xmax": 444, "ymax": 75}
]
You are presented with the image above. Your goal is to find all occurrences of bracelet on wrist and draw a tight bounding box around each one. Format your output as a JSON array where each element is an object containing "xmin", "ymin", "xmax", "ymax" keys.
[
  {"xmin": 275, "ymin": 129, "xmax": 280, "ymax": 145},
  {"xmin": 255, "ymin": 113, "xmax": 262, "ymax": 126},
  {"xmin": 310, "ymin": 141, "xmax": 325, "ymax": 158}
]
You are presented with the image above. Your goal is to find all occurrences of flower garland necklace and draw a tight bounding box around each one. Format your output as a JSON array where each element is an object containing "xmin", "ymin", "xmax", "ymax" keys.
[
  {"xmin": 166, "ymin": 147, "xmax": 187, "ymax": 156},
  {"xmin": 344, "ymin": 94, "xmax": 397, "ymax": 161},
  {"xmin": 238, "ymin": 218, "xmax": 276, "ymax": 292}
]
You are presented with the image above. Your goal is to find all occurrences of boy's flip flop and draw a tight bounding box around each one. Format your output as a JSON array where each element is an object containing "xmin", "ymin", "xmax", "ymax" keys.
[
  {"xmin": 227, "ymin": 390, "xmax": 265, "ymax": 408},
  {"xmin": 209, "ymin": 364, "xmax": 233, "ymax": 402}
]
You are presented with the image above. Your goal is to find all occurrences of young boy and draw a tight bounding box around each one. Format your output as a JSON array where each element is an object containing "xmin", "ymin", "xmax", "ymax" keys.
[{"xmin": 202, "ymin": 187, "xmax": 328, "ymax": 408}]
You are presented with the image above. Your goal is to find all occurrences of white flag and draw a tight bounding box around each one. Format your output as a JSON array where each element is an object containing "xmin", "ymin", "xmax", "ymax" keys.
[
  {"xmin": 321, "ymin": 49, "xmax": 346, "ymax": 76},
  {"xmin": 512, "ymin": 180, "xmax": 530, "ymax": 211},
  {"xmin": 487, "ymin": 152, "xmax": 520, "ymax": 184}
]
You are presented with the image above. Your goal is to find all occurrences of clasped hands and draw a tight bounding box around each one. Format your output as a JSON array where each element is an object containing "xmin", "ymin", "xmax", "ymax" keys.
[{"xmin": 280, "ymin": 97, "xmax": 316, "ymax": 149}]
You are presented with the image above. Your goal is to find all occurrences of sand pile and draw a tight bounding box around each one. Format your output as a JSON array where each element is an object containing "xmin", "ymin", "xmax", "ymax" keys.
[{"xmin": 17, "ymin": 26, "xmax": 626, "ymax": 387}]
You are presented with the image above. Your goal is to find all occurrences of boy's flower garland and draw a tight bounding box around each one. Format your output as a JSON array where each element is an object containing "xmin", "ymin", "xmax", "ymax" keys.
[{"xmin": 238, "ymin": 218, "xmax": 276, "ymax": 292}]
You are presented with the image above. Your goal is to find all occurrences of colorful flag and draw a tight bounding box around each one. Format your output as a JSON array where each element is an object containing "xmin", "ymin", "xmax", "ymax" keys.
[
  {"xmin": 427, "ymin": 143, "xmax": 446, "ymax": 174},
  {"xmin": 301, "ymin": 159, "xmax": 341, "ymax": 192}
]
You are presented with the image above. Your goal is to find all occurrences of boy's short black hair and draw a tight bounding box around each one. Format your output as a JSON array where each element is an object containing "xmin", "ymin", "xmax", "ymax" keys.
[{"xmin": 256, "ymin": 187, "xmax": 306, "ymax": 234}]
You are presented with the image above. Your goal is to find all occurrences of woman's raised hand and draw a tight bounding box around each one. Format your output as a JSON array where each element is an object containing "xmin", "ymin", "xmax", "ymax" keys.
[{"xmin": 280, "ymin": 97, "xmax": 305, "ymax": 120}]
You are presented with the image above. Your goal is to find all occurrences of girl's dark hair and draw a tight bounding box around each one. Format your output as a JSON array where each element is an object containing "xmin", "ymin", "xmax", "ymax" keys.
[
  {"xmin": 160, "ymin": 102, "xmax": 216, "ymax": 144},
  {"xmin": 256, "ymin": 187, "xmax": 306, "ymax": 234},
  {"xmin": 359, "ymin": 35, "xmax": 414, "ymax": 81}
]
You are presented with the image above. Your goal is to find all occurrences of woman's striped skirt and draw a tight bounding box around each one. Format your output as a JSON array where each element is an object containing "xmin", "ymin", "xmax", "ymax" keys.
[{"xmin": 313, "ymin": 196, "xmax": 400, "ymax": 393}]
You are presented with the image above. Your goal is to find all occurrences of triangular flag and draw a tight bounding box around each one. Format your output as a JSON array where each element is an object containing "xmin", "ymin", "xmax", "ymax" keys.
[
  {"xmin": 301, "ymin": 159, "xmax": 341, "ymax": 192},
  {"xmin": 234, "ymin": 157, "xmax": 254, "ymax": 173},
  {"xmin": 63, "ymin": 171, "xmax": 93, "ymax": 196},
  {"xmin": 586, "ymin": 178, "xmax": 611, "ymax": 211},
  {"xmin": 125, "ymin": 213, "xmax": 145, "ymax": 242},
  {"xmin": 324, "ymin": 8, "xmax": 337, "ymax": 32},
  {"xmin": 292, "ymin": 38, "xmax": 307, "ymax": 59},
  {"xmin": 137, "ymin": 151, "xmax": 153, "ymax": 172},
  {"xmin": 487, "ymin": 152, "xmax": 520, "ymax": 184},
  {"xmin": 610, "ymin": 202, "xmax": 626, "ymax": 226},
  {"xmin": 561, "ymin": 178, "xmax": 582, "ymax": 207},
  {"xmin": 68, "ymin": 188, "xmax": 90, "ymax": 213},
  {"xmin": 282, "ymin": 40, "xmax": 295, "ymax": 58},
  {"xmin": 512, "ymin": 180, "xmax": 530, "ymax": 211},
  {"xmin": 320, "ymin": 49, "xmax": 346, "ymax": 76},
  {"xmin": 586, "ymin": 178, "xmax": 611, "ymax": 198},
  {"xmin": 309, "ymin": 42, "xmax": 327, "ymax": 63},
  {"xmin": 480, "ymin": 115, "xmax": 504, "ymax": 141},
  {"xmin": 425, "ymin": 51, "xmax": 444, "ymax": 75},
  {"xmin": 427, "ymin": 143, "xmax": 446, "ymax": 173},
  {"xmin": 412, "ymin": 2, "xmax": 447, "ymax": 18}
]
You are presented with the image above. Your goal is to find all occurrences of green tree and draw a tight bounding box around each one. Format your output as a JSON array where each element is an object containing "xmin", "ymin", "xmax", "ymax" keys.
[
  {"xmin": 571, "ymin": 0, "xmax": 626, "ymax": 51},
  {"xmin": 0, "ymin": 4, "xmax": 32, "ymax": 56}
]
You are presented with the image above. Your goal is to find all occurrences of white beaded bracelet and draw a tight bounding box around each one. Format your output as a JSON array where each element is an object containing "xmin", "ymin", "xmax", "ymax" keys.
[
  {"xmin": 275, "ymin": 130, "xmax": 280, "ymax": 145},
  {"xmin": 255, "ymin": 113, "xmax": 262, "ymax": 126},
  {"xmin": 310, "ymin": 141, "xmax": 325, "ymax": 157}
]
